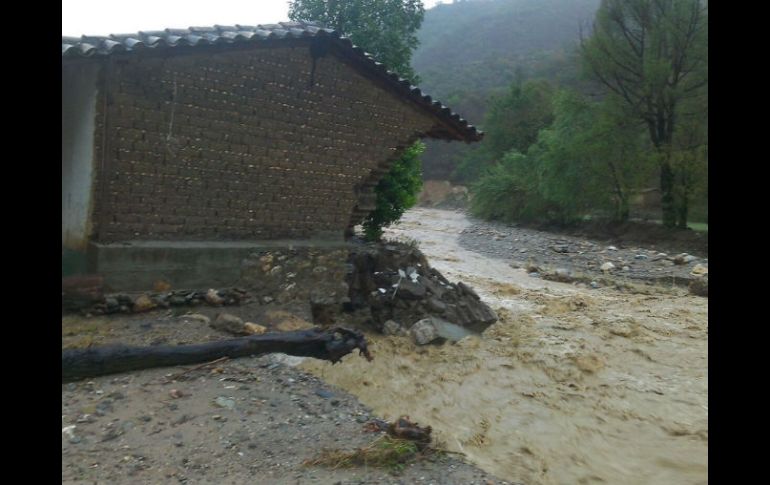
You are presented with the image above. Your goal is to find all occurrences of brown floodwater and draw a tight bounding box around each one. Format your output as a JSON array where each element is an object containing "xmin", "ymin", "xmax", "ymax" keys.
[{"xmin": 300, "ymin": 208, "xmax": 708, "ymax": 485}]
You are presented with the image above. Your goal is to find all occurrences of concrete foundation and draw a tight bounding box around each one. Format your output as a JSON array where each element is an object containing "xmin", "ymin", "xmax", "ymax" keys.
[{"xmin": 89, "ymin": 240, "xmax": 352, "ymax": 292}]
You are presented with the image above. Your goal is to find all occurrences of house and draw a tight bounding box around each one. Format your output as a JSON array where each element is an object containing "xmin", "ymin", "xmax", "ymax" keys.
[{"xmin": 62, "ymin": 21, "xmax": 481, "ymax": 290}]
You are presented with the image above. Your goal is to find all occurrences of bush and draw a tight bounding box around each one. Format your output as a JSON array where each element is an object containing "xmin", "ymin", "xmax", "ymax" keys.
[
  {"xmin": 470, "ymin": 151, "xmax": 546, "ymax": 222},
  {"xmin": 363, "ymin": 142, "xmax": 425, "ymax": 241}
]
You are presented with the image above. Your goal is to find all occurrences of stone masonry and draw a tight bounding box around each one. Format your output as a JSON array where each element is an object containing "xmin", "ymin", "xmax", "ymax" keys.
[{"xmin": 90, "ymin": 43, "xmax": 437, "ymax": 243}]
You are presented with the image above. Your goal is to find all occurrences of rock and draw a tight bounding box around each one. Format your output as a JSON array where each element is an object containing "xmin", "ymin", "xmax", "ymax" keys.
[
  {"xmin": 673, "ymin": 253, "xmax": 692, "ymax": 265},
  {"xmin": 432, "ymin": 318, "xmax": 474, "ymax": 341},
  {"xmin": 457, "ymin": 282, "xmax": 480, "ymax": 300},
  {"xmin": 552, "ymin": 245, "xmax": 569, "ymax": 253},
  {"xmin": 528, "ymin": 272, "xmax": 541, "ymax": 278},
  {"xmin": 243, "ymin": 322, "xmax": 267, "ymax": 335},
  {"xmin": 426, "ymin": 297, "xmax": 447, "ymax": 313},
  {"xmin": 211, "ymin": 313, "xmax": 247, "ymax": 335},
  {"xmin": 382, "ymin": 320, "xmax": 403, "ymax": 336},
  {"xmin": 410, "ymin": 316, "xmax": 472, "ymax": 345},
  {"xmin": 661, "ymin": 260, "xmax": 675, "ymax": 267},
  {"xmin": 214, "ymin": 397, "xmax": 236, "ymax": 410},
  {"xmin": 607, "ymin": 245, "xmax": 618, "ymax": 251},
  {"xmin": 132, "ymin": 294, "xmax": 156, "ymax": 313},
  {"xmin": 205, "ymin": 289, "xmax": 224, "ymax": 306},
  {"xmin": 691, "ymin": 264, "xmax": 708, "ymax": 276},
  {"xmin": 590, "ymin": 281, "xmax": 600, "ymax": 289},
  {"xmin": 410, "ymin": 318, "xmax": 441, "ymax": 345},
  {"xmin": 544, "ymin": 268, "xmax": 573, "ymax": 283},
  {"xmin": 600, "ymin": 262, "xmax": 615, "ymax": 272},
  {"xmin": 153, "ymin": 280, "xmax": 172, "ymax": 293},
  {"xmin": 310, "ymin": 294, "xmax": 339, "ymax": 325},
  {"xmin": 397, "ymin": 279, "xmax": 427, "ymax": 300},
  {"xmin": 622, "ymin": 266, "xmax": 630, "ymax": 271},
  {"xmin": 180, "ymin": 313, "xmax": 210, "ymax": 325},
  {"xmin": 689, "ymin": 275, "xmax": 708, "ymax": 297},
  {"xmin": 62, "ymin": 425, "xmax": 80, "ymax": 444},
  {"xmin": 634, "ymin": 254, "xmax": 649, "ymax": 260}
]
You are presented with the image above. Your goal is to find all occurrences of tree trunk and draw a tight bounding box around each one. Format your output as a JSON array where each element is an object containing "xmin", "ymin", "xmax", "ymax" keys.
[
  {"xmin": 676, "ymin": 190, "xmax": 689, "ymax": 229},
  {"xmin": 660, "ymin": 160, "xmax": 677, "ymax": 228},
  {"xmin": 618, "ymin": 196, "xmax": 630, "ymax": 223},
  {"xmin": 62, "ymin": 327, "xmax": 372, "ymax": 382}
]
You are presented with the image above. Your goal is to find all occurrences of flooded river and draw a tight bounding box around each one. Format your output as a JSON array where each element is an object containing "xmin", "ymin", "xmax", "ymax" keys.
[{"xmin": 300, "ymin": 208, "xmax": 708, "ymax": 485}]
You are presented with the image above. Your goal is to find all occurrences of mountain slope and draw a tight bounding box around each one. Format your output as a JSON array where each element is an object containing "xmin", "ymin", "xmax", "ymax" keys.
[{"xmin": 412, "ymin": 0, "xmax": 601, "ymax": 178}]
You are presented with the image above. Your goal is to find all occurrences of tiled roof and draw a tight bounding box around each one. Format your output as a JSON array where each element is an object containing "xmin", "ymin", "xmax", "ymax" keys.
[{"xmin": 62, "ymin": 21, "xmax": 482, "ymax": 142}]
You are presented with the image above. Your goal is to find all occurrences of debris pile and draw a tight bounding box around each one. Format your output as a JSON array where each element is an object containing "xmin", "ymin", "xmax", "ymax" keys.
[{"xmin": 347, "ymin": 242, "xmax": 497, "ymax": 337}]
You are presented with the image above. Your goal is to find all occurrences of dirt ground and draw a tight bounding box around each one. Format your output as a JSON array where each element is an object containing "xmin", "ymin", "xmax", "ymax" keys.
[
  {"xmin": 62, "ymin": 307, "xmax": 509, "ymax": 484},
  {"xmin": 300, "ymin": 208, "xmax": 708, "ymax": 485}
]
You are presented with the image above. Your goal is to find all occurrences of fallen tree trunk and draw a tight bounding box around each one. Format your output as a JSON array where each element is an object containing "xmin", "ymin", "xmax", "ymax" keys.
[{"xmin": 62, "ymin": 327, "xmax": 372, "ymax": 382}]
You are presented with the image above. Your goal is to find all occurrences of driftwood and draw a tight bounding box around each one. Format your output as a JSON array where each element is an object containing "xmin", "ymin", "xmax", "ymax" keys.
[{"xmin": 62, "ymin": 327, "xmax": 373, "ymax": 382}]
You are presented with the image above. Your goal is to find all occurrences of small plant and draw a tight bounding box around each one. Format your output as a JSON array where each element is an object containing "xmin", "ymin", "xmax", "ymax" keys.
[{"xmin": 304, "ymin": 435, "xmax": 420, "ymax": 470}]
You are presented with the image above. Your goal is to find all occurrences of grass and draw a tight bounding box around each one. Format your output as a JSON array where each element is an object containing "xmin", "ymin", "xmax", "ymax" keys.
[
  {"xmin": 643, "ymin": 219, "xmax": 708, "ymax": 232},
  {"xmin": 304, "ymin": 436, "xmax": 424, "ymax": 471},
  {"xmin": 62, "ymin": 315, "xmax": 114, "ymax": 349},
  {"xmin": 686, "ymin": 222, "xmax": 708, "ymax": 233}
]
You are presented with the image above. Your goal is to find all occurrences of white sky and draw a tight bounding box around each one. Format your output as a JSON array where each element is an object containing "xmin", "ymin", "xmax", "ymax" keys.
[{"xmin": 63, "ymin": 0, "xmax": 444, "ymax": 37}]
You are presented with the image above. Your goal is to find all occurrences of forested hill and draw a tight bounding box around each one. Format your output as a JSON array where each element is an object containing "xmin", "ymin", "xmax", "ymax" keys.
[{"xmin": 413, "ymin": 0, "xmax": 601, "ymax": 178}]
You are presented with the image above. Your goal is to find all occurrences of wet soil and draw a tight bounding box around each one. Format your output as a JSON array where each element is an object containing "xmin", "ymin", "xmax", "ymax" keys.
[{"xmin": 62, "ymin": 306, "xmax": 509, "ymax": 485}]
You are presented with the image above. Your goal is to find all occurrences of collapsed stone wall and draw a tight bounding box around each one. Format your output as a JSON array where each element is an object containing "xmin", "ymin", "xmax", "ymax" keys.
[
  {"xmin": 346, "ymin": 243, "xmax": 497, "ymax": 333},
  {"xmin": 91, "ymin": 43, "xmax": 436, "ymax": 242},
  {"xmin": 65, "ymin": 242, "xmax": 498, "ymax": 336}
]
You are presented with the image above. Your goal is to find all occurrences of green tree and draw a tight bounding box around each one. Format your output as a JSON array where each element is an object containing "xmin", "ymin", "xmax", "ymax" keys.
[
  {"xmin": 470, "ymin": 89, "xmax": 653, "ymax": 225},
  {"xmin": 532, "ymin": 90, "xmax": 652, "ymax": 223},
  {"xmin": 289, "ymin": 0, "xmax": 425, "ymax": 83},
  {"xmin": 362, "ymin": 142, "xmax": 425, "ymax": 241},
  {"xmin": 454, "ymin": 79, "xmax": 555, "ymax": 182},
  {"xmin": 580, "ymin": 0, "xmax": 708, "ymax": 227},
  {"xmin": 289, "ymin": 0, "xmax": 427, "ymax": 241}
]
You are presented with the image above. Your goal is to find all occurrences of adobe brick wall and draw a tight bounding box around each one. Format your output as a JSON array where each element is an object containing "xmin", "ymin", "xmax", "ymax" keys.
[{"xmin": 91, "ymin": 43, "xmax": 436, "ymax": 242}]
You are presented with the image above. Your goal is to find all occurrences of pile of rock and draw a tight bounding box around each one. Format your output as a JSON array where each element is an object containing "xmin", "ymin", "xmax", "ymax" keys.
[
  {"xmin": 347, "ymin": 242, "xmax": 497, "ymax": 340},
  {"xmin": 70, "ymin": 288, "xmax": 251, "ymax": 315}
]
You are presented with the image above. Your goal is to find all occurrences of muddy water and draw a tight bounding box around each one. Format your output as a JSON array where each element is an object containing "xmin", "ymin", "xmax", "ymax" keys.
[{"xmin": 300, "ymin": 208, "xmax": 708, "ymax": 485}]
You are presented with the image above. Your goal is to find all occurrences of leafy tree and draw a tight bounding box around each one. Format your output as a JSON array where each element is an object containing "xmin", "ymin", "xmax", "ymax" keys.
[
  {"xmin": 470, "ymin": 89, "xmax": 654, "ymax": 225},
  {"xmin": 469, "ymin": 150, "xmax": 548, "ymax": 223},
  {"xmin": 289, "ymin": 0, "xmax": 425, "ymax": 83},
  {"xmin": 289, "ymin": 0, "xmax": 427, "ymax": 241},
  {"xmin": 532, "ymin": 90, "xmax": 653, "ymax": 223},
  {"xmin": 580, "ymin": 0, "xmax": 708, "ymax": 227},
  {"xmin": 362, "ymin": 142, "xmax": 425, "ymax": 241},
  {"xmin": 454, "ymin": 79, "xmax": 555, "ymax": 182},
  {"xmin": 484, "ymin": 79, "xmax": 555, "ymax": 159}
]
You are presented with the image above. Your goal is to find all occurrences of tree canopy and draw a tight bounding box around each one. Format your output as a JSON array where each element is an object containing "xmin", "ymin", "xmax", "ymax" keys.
[
  {"xmin": 289, "ymin": 0, "xmax": 425, "ymax": 83},
  {"xmin": 581, "ymin": 0, "xmax": 708, "ymax": 227}
]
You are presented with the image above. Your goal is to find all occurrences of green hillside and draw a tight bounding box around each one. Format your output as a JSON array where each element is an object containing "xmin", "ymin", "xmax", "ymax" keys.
[{"xmin": 413, "ymin": 0, "xmax": 601, "ymax": 178}]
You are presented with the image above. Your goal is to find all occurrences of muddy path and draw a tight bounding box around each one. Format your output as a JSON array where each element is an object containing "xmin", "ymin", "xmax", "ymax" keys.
[{"xmin": 300, "ymin": 208, "xmax": 708, "ymax": 485}]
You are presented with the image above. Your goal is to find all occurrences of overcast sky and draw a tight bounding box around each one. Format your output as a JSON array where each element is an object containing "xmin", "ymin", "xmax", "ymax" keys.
[{"xmin": 63, "ymin": 0, "xmax": 444, "ymax": 37}]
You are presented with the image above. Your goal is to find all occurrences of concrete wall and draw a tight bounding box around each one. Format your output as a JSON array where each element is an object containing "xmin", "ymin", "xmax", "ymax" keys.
[
  {"xmin": 62, "ymin": 62, "xmax": 99, "ymax": 251},
  {"xmin": 89, "ymin": 44, "xmax": 436, "ymax": 243}
]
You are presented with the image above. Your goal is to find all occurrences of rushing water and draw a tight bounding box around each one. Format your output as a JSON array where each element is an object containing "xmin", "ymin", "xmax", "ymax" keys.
[{"xmin": 301, "ymin": 208, "xmax": 708, "ymax": 485}]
